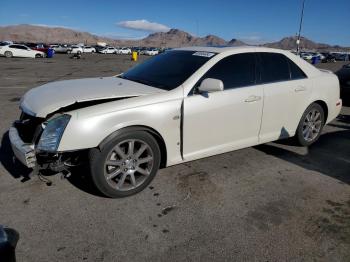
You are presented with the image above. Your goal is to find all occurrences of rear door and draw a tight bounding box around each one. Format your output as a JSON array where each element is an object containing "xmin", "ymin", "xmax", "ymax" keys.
[{"xmin": 257, "ymin": 52, "xmax": 311, "ymax": 142}]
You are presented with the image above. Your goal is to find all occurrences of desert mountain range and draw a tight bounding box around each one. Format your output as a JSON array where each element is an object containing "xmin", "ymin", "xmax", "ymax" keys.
[{"xmin": 0, "ymin": 24, "xmax": 348, "ymax": 51}]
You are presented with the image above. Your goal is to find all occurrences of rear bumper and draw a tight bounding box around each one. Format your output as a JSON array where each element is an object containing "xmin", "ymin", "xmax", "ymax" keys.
[{"xmin": 9, "ymin": 126, "xmax": 37, "ymax": 168}]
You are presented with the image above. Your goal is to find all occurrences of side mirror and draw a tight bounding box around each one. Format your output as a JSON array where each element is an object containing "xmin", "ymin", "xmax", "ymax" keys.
[{"xmin": 198, "ymin": 78, "xmax": 224, "ymax": 93}]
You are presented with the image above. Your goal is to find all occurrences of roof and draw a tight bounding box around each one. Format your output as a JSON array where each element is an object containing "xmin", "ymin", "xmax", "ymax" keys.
[{"xmin": 174, "ymin": 45, "xmax": 288, "ymax": 54}]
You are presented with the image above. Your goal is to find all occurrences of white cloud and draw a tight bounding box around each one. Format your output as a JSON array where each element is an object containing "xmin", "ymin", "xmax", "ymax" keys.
[
  {"xmin": 99, "ymin": 32, "xmax": 147, "ymax": 40},
  {"xmin": 117, "ymin": 19, "xmax": 170, "ymax": 32}
]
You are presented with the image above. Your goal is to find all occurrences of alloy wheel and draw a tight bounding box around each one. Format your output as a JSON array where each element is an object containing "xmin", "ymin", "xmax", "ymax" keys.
[
  {"xmin": 104, "ymin": 139, "xmax": 154, "ymax": 191},
  {"xmin": 302, "ymin": 109, "xmax": 322, "ymax": 142}
]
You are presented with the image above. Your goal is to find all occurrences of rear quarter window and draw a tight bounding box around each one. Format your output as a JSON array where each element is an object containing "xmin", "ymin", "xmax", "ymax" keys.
[{"xmin": 287, "ymin": 58, "xmax": 307, "ymax": 80}]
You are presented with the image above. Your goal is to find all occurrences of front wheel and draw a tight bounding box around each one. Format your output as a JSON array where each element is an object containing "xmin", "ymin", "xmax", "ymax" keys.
[
  {"xmin": 89, "ymin": 131, "xmax": 161, "ymax": 198},
  {"xmin": 295, "ymin": 103, "xmax": 325, "ymax": 146},
  {"xmin": 4, "ymin": 51, "xmax": 13, "ymax": 58}
]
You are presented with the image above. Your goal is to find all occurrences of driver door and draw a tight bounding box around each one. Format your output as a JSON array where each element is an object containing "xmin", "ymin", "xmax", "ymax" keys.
[{"xmin": 183, "ymin": 53, "xmax": 263, "ymax": 161}]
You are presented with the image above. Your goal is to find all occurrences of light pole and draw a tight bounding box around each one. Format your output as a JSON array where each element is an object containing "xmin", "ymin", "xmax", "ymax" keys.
[{"xmin": 296, "ymin": 0, "xmax": 306, "ymax": 54}]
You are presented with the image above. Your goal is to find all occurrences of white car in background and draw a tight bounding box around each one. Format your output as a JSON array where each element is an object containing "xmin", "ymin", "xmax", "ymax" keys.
[
  {"xmin": 116, "ymin": 47, "xmax": 132, "ymax": 55},
  {"xmin": 98, "ymin": 47, "xmax": 116, "ymax": 54},
  {"xmin": 0, "ymin": 44, "xmax": 45, "ymax": 58},
  {"xmin": 68, "ymin": 45, "xmax": 83, "ymax": 54},
  {"xmin": 314, "ymin": 53, "xmax": 325, "ymax": 60},
  {"xmin": 50, "ymin": 45, "xmax": 70, "ymax": 53},
  {"xmin": 144, "ymin": 48, "xmax": 159, "ymax": 56},
  {"xmin": 10, "ymin": 46, "xmax": 342, "ymax": 198},
  {"xmin": 301, "ymin": 53, "xmax": 313, "ymax": 60},
  {"xmin": 83, "ymin": 46, "xmax": 96, "ymax": 53}
]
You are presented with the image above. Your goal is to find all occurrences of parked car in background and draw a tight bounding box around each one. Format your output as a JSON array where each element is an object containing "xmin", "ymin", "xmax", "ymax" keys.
[
  {"xmin": 26, "ymin": 43, "xmax": 49, "ymax": 53},
  {"xmin": 10, "ymin": 46, "xmax": 341, "ymax": 198},
  {"xmin": 0, "ymin": 42, "xmax": 10, "ymax": 47},
  {"xmin": 83, "ymin": 46, "xmax": 96, "ymax": 53},
  {"xmin": 313, "ymin": 53, "xmax": 325, "ymax": 60},
  {"xmin": 50, "ymin": 44, "xmax": 70, "ymax": 54},
  {"xmin": 116, "ymin": 47, "xmax": 132, "ymax": 55},
  {"xmin": 144, "ymin": 48, "xmax": 159, "ymax": 56},
  {"xmin": 68, "ymin": 45, "xmax": 83, "ymax": 54},
  {"xmin": 98, "ymin": 47, "xmax": 116, "ymax": 54},
  {"xmin": 335, "ymin": 63, "xmax": 350, "ymax": 100},
  {"xmin": 0, "ymin": 44, "xmax": 45, "ymax": 58},
  {"xmin": 333, "ymin": 53, "xmax": 350, "ymax": 61},
  {"xmin": 94, "ymin": 45, "xmax": 106, "ymax": 53},
  {"xmin": 301, "ymin": 52, "xmax": 313, "ymax": 60},
  {"xmin": 320, "ymin": 53, "xmax": 336, "ymax": 63}
]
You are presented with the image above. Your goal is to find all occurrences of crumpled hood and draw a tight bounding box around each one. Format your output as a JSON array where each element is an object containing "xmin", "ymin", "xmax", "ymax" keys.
[{"xmin": 21, "ymin": 77, "xmax": 165, "ymax": 117}]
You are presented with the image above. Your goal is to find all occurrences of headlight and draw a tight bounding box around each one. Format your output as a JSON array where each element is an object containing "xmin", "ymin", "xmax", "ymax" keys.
[{"xmin": 37, "ymin": 114, "xmax": 71, "ymax": 152}]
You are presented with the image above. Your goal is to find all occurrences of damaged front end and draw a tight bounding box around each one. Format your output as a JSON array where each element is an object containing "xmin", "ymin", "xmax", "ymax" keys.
[
  {"xmin": 10, "ymin": 96, "xmax": 133, "ymax": 177},
  {"xmin": 9, "ymin": 110, "xmax": 86, "ymax": 176}
]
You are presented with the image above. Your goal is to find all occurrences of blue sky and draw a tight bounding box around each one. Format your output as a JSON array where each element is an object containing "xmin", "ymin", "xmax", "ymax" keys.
[{"xmin": 0, "ymin": 0, "xmax": 349, "ymax": 45}]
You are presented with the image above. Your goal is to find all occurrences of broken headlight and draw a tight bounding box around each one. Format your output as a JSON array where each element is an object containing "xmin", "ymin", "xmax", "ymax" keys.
[{"xmin": 37, "ymin": 114, "xmax": 70, "ymax": 152}]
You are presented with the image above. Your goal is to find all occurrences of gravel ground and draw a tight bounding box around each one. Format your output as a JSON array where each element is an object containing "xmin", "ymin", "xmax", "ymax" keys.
[{"xmin": 0, "ymin": 54, "xmax": 349, "ymax": 262}]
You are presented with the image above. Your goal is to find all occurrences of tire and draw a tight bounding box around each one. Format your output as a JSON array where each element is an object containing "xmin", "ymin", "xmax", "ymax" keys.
[
  {"xmin": 89, "ymin": 130, "xmax": 161, "ymax": 198},
  {"xmin": 4, "ymin": 51, "xmax": 12, "ymax": 58},
  {"xmin": 35, "ymin": 54, "xmax": 42, "ymax": 58},
  {"xmin": 77, "ymin": 51, "xmax": 82, "ymax": 55},
  {"xmin": 295, "ymin": 103, "xmax": 325, "ymax": 146}
]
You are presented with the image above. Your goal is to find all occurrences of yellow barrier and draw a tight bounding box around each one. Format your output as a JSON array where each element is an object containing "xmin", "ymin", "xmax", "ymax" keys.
[{"xmin": 132, "ymin": 51, "xmax": 138, "ymax": 61}]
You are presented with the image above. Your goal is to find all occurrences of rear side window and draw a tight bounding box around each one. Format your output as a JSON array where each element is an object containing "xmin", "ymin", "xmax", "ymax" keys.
[
  {"xmin": 200, "ymin": 53, "xmax": 256, "ymax": 89},
  {"xmin": 287, "ymin": 58, "xmax": 307, "ymax": 80},
  {"xmin": 259, "ymin": 53, "xmax": 290, "ymax": 83}
]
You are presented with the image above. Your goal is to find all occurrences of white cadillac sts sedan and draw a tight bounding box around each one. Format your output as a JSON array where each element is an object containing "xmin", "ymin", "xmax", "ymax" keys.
[{"xmin": 10, "ymin": 46, "xmax": 342, "ymax": 197}]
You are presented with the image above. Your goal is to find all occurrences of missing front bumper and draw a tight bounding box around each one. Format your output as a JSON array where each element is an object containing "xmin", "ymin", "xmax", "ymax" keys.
[{"xmin": 9, "ymin": 126, "xmax": 37, "ymax": 168}]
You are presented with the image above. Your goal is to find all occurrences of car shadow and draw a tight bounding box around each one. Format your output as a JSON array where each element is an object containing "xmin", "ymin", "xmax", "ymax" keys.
[
  {"xmin": 0, "ymin": 131, "xmax": 105, "ymax": 197},
  {"xmin": 255, "ymin": 128, "xmax": 350, "ymax": 185},
  {"xmin": 67, "ymin": 166, "xmax": 106, "ymax": 198}
]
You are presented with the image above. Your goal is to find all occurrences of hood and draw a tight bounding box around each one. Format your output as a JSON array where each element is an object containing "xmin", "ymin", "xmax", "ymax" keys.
[{"xmin": 21, "ymin": 77, "xmax": 165, "ymax": 117}]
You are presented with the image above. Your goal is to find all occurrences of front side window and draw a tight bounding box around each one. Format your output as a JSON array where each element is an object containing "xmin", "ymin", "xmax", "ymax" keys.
[{"xmin": 199, "ymin": 53, "xmax": 256, "ymax": 90}]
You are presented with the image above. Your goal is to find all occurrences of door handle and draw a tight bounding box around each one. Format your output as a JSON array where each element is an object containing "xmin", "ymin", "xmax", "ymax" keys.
[
  {"xmin": 244, "ymin": 95, "xmax": 261, "ymax": 102},
  {"xmin": 295, "ymin": 86, "xmax": 306, "ymax": 92}
]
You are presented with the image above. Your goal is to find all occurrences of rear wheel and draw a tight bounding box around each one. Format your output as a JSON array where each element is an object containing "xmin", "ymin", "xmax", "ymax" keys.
[
  {"xmin": 35, "ymin": 53, "xmax": 42, "ymax": 58},
  {"xmin": 4, "ymin": 51, "xmax": 12, "ymax": 58},
  {"xmin": 89, "ymin": 131, "xmax": 161, "ymax": 198},
  {"xmin": 295, "ymin": 103, "xmax": 325, "ymax": 146}
]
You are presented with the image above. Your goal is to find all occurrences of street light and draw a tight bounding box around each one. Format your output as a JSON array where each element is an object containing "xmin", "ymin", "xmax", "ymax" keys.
[{"xmin": 296, "ymin": 0, "xmax": 306, "ymax": 54}]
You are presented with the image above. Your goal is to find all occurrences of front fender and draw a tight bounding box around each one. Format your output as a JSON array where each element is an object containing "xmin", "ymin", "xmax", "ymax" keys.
[{"xmin": 58, "ymin": 97, "xmax": 183, "ymax": 166}]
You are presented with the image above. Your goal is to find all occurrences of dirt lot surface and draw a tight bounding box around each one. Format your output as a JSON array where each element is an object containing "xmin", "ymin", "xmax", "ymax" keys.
[{"xmin": 0, "ymin": 54, "xmax": 349, "ymax": 262}]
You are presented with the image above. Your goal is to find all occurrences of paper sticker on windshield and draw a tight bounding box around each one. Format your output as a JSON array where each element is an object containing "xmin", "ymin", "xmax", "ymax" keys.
[{"xmin": 192, "ymin": 51, "xmax": 215, "ymax": 58}]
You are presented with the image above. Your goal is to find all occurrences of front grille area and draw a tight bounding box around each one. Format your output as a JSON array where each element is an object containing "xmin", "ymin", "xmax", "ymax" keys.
[{"xmin": 14, "ymin": 112, "xmax": 45, "ymax": 144}]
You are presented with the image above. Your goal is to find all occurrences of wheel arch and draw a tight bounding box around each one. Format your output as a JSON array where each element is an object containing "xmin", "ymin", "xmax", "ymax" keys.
[
  {"xmin": 98, "ymin": 125, "xmax": 168, "ymax": 168},
  {"xmin": 312, "ymin": 100, "xmax": 329, "ymax": 123}
]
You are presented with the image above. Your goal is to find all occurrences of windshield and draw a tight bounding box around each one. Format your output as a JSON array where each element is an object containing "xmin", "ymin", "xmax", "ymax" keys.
[{"xmin": 120, "ymin": 50, "xmax": 216, "ymax": 90}]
